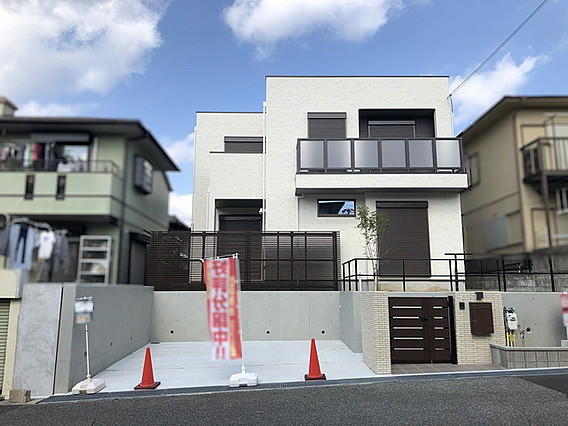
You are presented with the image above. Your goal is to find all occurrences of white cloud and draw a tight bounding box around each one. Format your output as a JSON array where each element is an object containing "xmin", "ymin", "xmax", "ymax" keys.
[
  {"xmin": 17, "ymin": 101, "xmax": 97, "ymax": 116},
  {"xmin": 451, "ymin": 53, "xmax": 547, "ymax": 126},
  {"xmin": 169, "ymin": 192, "xmax": 193, "ymax": 226},
  {"xmin": 223, "ymin": 0, "xmax": 403, "ymax": 55},
  {"xmin": 0, "ymin": 0, "xmax": 167, "ymax": 99},
  {"xmin": 164, "ymin": 132, "xmax": 195, "ymax": 166}
]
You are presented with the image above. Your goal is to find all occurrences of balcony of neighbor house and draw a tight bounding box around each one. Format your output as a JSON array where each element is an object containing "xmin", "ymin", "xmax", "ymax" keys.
[
  {"xmin": 521, "ymin": 137, "xmax": 568, "ymax": 192},
  {"xmin": 295, "ymin": 137, "xmax": 468, "ymax": 194},
  {"xmin": 0, "ymin": 158, "xmax": 123, "ymax": 218}
]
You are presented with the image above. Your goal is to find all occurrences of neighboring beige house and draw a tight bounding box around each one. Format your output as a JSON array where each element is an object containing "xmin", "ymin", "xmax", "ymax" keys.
[
  {"xmin": 193, "ymin": 76, "xmax": 468, "ymax": 280},
  {"xmin": 460, "ymin": 96, "xmax": 568, "ymax": 257}
]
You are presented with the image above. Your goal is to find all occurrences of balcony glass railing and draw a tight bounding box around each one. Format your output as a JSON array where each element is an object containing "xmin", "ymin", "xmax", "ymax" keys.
[
  {"xmin": 521, "ymin": 137, "xmax": 568, "ymax": 177},
  {"xmin": 297, "ymin": 138, "xmax": 463, "ymax": 173},
  {"xmin": 0, "ymin": 159, "xmax": 120, "ymax": 175}
]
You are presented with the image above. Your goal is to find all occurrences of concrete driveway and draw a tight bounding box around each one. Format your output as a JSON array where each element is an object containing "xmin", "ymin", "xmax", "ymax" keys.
[{"xmin": 90, "ymin": 340, "xmax": 377, "ymax": 392}]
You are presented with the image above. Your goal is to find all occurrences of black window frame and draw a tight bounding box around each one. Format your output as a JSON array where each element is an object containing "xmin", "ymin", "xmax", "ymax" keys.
[
  {"xmin": 224, "ymin": 136, "xmax": 263, "ymax": 154},
  {"xmin": 317, "ymin": 199, "xmax": 357, "ymax": 217}
]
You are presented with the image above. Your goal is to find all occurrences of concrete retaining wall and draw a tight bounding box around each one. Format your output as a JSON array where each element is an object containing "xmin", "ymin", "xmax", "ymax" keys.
[
  {"xmin": 55, "ymin": 285, "xmax": 153, "ymax": 394},
  {"xmin": 340, "ymin": 292, "xmax": 362, "ymax": 353},
  {"xmin": 12, "ymin": 284, "xmax": 63, "ymax": 397},
  {"xmin": 502, "ymin": 293, "xmax": 566, "ymax": 347},
  {"xmin": 491, "ymin": 344, "xmax": 568, "ymax": 368},
  {"xmin": 152, "ymin": 291, "xmax": 340, "ymax": 342},
  {"xmin": 12, "ymin": 283, "xmax": 153, "ymax": 397}
]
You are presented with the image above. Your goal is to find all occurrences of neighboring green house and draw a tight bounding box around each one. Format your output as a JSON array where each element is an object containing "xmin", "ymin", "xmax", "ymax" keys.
[{"xmin": 0, "ymin": 97, "xmax": 178, "ymax": 284}]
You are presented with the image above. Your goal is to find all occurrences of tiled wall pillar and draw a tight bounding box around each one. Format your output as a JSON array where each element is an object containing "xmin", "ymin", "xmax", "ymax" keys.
[
  {"xmin": 360, "ymin": 291, "xmax": 391, "ymax": 374},
  {"xmin": 452, "ymin": 292, "xmax": 506, "ymax": 364}
]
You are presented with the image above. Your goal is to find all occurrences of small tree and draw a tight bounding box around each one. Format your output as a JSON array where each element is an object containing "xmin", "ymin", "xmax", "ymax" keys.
[{"xmin": 356, "ymin": 206, "xmax": 389, "ymax": 291}]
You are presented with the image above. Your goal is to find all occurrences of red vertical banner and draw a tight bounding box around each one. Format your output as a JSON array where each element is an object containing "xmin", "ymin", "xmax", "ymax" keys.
[
  {"xmin": 204, "ymin": 257, "xmax": 243, "ymax": 360},
  {"xmin": 561, "ymin": 293, "xmax": 568, "ymax": 328}
]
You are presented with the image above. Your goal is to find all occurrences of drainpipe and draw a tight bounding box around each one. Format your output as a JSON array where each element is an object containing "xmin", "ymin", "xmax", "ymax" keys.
[
  {"xmin": 262, "ymin": 101, "xmax": 267, "ymax": 231},
  {"xmin": 118, "ymin": 136, "xmax": 131, "ymax": 283}
]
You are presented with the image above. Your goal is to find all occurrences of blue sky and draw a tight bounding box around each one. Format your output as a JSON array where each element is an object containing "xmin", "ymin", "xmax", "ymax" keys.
[{"xmin": 1, "ymin": 0, "xmax": 567, "ymax": 224}]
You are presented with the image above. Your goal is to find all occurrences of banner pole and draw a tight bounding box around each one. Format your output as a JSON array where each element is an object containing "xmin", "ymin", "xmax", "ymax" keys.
[{"xmin": 234, "ymin": 253, "xmax": 247, "ymax": 375}]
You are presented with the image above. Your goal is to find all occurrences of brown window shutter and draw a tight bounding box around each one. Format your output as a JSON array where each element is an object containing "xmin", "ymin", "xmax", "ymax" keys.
[
  {"xmin": 307, "ymin": 112, "xmax": 346, "ymax": 138},
  {"xmin": 469, "ymin": 302, "xmax": 494, "ymax": 336}
]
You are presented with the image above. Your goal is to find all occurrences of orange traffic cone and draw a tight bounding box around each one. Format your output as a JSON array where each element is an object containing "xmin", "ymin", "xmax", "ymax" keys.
[
  {"xmin": 134, "ymin": 347, "xmax": 161, "ymax": 390},
  {"xmin": 305, "ymin": 338, "xmax": 326, "ymax": 381}
]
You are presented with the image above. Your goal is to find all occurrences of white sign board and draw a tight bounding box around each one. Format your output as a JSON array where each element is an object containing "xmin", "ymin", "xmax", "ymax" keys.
[{"xmin": 75, "ymin": 299, "xmax": 94, "ymax": 324}]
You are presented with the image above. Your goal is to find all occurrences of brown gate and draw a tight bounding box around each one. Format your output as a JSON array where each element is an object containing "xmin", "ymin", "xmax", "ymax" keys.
[{"xmin": 389, "ymin": 297, "xmax": 454, "ymax": 363}]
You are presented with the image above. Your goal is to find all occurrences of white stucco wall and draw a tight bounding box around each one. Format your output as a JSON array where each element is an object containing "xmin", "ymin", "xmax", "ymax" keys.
[
  {"xmin": 298, "ymin": 192, "xmax": 463, "ymax": 273},
  {"xmin": 193, "ymin": 112, "xmax": 264, "ymax": 230},
  {"xmin": 264, "ymin": 76, "xmax": 455, "ymax": 231},
  {"xmin": 192, "ymin": 77, "xmax": 464, "ymax": 269}
]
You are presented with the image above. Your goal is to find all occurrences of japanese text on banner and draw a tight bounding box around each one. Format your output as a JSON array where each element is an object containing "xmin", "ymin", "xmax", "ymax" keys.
[{"xmin": 204, "ymin": 257, "xmax": 243, "ymax": 360}]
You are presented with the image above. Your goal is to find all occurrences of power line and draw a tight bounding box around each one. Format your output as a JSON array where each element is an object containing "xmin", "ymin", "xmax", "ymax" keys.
[{"xmin": 449, "ymin": 0, "xmax": 551, "ymax": 98}]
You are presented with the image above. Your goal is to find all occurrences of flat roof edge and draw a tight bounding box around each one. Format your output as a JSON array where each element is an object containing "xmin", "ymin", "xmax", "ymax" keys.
[
  {"xmin": 265, "ymin": 75, "xmax": 449, "ymax": 78},
  {"xmin": 196, "ymin": 111, "xmax": 263, "ymax": 114}
]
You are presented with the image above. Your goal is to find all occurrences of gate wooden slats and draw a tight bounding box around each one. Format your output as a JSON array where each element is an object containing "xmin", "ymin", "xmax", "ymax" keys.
[{"xmin": 389, "ymin": 297, "xmax": 453, "ymax": 363}]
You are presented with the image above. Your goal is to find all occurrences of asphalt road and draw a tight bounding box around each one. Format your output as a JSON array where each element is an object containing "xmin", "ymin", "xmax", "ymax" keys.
[{"xmin": 1, "ymin": 374, "xmax": 567, "ymax": 425}]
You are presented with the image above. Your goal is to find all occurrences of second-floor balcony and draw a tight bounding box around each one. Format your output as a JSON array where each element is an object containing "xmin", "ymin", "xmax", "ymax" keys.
[
  {"xmin": 0, "ymin": 159, "xmax": 120, "ymax": 175},
  {"xmin": 296, "ymin": 138, "xmax": 463, "ymax": 174},
  {"xmin": 522, "ymin": 137, "xmax": 568, "ymax": 185}
]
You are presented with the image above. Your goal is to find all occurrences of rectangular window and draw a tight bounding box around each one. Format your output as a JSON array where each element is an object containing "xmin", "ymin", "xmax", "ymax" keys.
[
  {"xmin": 133, "ymin": 156, "xmax": 153, "ymax": 194},
  {"xmin": 465, "ymin": 153, "xmax": 480, "ymax": 187},
  {"xmin": 24, "ymin": 175, "xmax": 34, "ymax": 199},
  {"xmin": 56, "ymin": 175, "xmax": 66, "ymax": 200},
  {"xmin": 318, "ymin": 199, "xmax": 356, "ymax": 217},
  {"xmin": 377, "ymin": 201, "xmax": 430, "ymax": 276},
  {"xmin": 368, "ymin": 121, "xmax": 415, "ymax": 138},
  {"xmin": 224, "ymin": 137, "xmax": 263, "ymax": 153},
  {"xmin": 308, "ymin": 112, "xmax": 346, "ymax": 138}
]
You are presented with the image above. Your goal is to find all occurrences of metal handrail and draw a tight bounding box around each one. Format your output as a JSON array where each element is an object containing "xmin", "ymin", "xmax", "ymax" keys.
[
  {"xmin": 342, "ymin": 253, "xmax": 567, "ymax": 293},
  {"xmin": 296, "ymin": 137, "xmax": 464, "ymax": 174},
  {"xmin": 520, "ymin": 137, "xmax": 568, "ymax": 176},
  {"xmin": 0, "ymin": 159, "xmax": 120, "ymax": 176}
]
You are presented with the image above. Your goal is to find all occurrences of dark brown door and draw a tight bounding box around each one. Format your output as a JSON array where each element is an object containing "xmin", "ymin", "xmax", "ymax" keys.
[
  {"xmin": 377, "ymin": 201, "xmax": 431, "ymax": 276},
  {"xmin": 218, "ymin": 216, "xmax": 262, "ymax": 281},
  {"xmin": 389, "ymin": 297, "xmax": 453, "ymax": 363}
]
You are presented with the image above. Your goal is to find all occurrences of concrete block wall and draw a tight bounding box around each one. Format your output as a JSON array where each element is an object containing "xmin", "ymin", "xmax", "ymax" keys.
[
  {"xmin": 152, "ymin": 291, "xmax": 341, "ymax": 342},
  {"xmin": 11, "ymin": 283, "xmax": 153, "ymax": 397},
  {"xmin": 360, "ymin": 292, "xmax": 391, "ymax": 374},
  {"xmin": 491, "ymin": 344, "xmax": 568, "ymax": 369},
  {"xmin": 452, "ymin": 292, "xmax": 506, "ymax": 364}
]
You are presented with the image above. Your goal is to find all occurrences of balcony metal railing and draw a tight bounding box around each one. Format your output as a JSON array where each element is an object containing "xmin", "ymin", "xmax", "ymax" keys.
[
  {"xmin": 297, "ymin": 137, "xmax": 463, "ymax": 174},
  {"xmin": 521, "ymin": 137, "xmax": 568, "ymax": 177},
  {"xmin": 0, "ymin": 159, "xmax": 120, "ymax": 175}
]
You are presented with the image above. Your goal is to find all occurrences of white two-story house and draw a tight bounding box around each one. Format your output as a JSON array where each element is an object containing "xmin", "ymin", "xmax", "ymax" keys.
[{"xmin": 192, "ymin": 76, "xmax": 468, "ymax": 290}]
